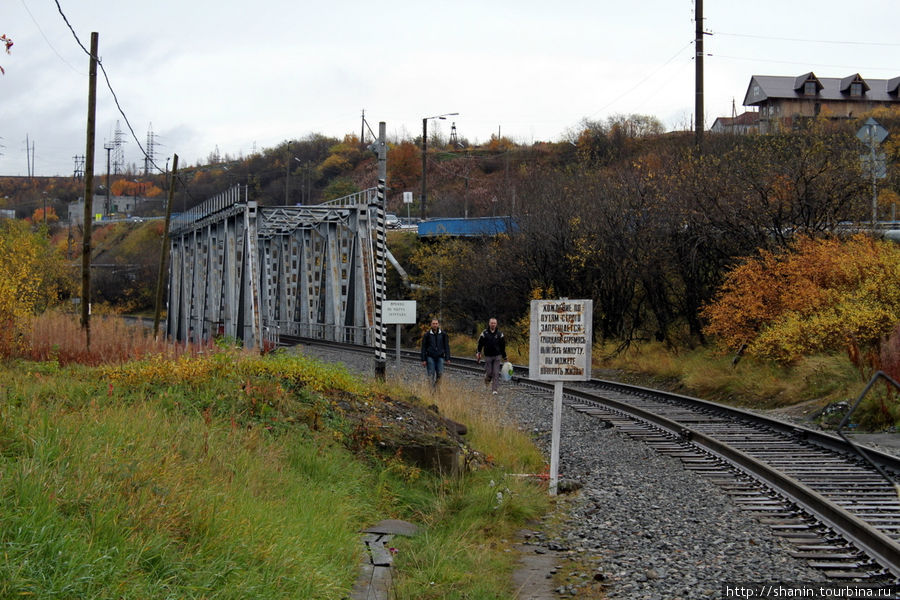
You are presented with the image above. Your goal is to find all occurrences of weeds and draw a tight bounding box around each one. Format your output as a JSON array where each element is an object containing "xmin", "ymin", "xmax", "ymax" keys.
[
  {"xmin": 19, "ymin": 310, "xmax": 207, "ymax": 366},
  {"xmin": 0, "ymin": 340, "xmax": 552, "ymax": 598}
]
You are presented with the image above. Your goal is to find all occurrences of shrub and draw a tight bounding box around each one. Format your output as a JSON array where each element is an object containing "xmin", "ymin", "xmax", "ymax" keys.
[
  {"xmin": 0, "ymin": 220, "xmax": 72, "ymax": 357},
  {"xmin": 702, "ymin": 235, "xmax": 900, "ymax": 374}
]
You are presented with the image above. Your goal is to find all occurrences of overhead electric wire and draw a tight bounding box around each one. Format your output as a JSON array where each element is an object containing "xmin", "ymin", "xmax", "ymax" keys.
[
  {"xmin": 588, "ymin": 40, "xmax": 694, "ymax": 120},
  {"xmin": 53, "ymin": 0, "xmax": 198, "ymax": 200},
  {"xmin": 712, "ymin": 53, "xmax": 898, "ymax": 73},
  {"xmin": 20, "ymin": 0, "xmax": 81, "ymax": 73},
  {"xmin": 713, "ymin": 30, "xmax": 900, "ymax": 48}
]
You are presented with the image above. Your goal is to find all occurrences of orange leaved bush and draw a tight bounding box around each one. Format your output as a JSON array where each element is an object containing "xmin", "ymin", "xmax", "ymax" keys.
[{"xmin": 702, "ymin": 235, "xmax": 900, "ymax": 371}]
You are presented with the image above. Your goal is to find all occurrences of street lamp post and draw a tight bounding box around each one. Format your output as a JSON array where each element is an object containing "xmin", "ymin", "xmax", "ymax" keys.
[
  {"xmin": 285, "ymin": 142, "xmax": 292, "ymax": 205},
  {"xmin": 293, "ymin": 157, "xmax": 303, "ymax": 205},
  {"xmin": 420, "ymin": 112, "xmax": 458, "ymax": 219}
]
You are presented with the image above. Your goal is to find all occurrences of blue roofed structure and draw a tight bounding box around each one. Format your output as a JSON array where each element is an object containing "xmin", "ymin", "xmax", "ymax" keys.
[{"xmin": 417, "ymin": 216, "xmax": 517, "ymax": 237}]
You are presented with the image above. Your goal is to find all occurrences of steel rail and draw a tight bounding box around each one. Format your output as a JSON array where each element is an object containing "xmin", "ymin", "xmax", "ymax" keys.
[
  {"xmin": 280, "ymin": 334, "xmax": 900, "ymax": 578},
  {"xmin": 551, "ymin": 383, "xmax": 900, "ymax": 579}
]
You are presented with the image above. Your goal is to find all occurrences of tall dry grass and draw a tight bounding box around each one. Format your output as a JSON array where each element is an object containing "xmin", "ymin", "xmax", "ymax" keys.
[
  {"xmin": 401, "ymin": 376, "xmax": 545, "ymax": 474},
  {"xmin": 20, "ymin": 310, "xmax": 206, "ymax": 366}
]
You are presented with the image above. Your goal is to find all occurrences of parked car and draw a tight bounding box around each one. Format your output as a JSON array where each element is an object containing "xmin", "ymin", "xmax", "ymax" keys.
[{"xmin": 385, "ymin": 213, "xmax": 401, "ymax": 229}]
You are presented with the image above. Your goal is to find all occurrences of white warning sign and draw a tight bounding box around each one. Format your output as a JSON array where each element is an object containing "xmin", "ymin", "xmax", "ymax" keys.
[{"xmin": 528, "ymin": 299, "xmax": 592, "ymax": 381}]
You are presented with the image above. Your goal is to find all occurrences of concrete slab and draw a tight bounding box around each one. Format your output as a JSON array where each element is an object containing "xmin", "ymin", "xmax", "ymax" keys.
[
  {"xmin": 350, "ymin": 521, "xmax": 418, "ymax": 600},
  {"xmin": 511, "ymin": 541, "xmax": 560, "ymax": 600}
]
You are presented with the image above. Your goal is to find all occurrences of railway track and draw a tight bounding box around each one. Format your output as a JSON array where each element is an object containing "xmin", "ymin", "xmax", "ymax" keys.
[{"xmin": 279, "ymin": 334, "xmax": 900, "ymax": 587}]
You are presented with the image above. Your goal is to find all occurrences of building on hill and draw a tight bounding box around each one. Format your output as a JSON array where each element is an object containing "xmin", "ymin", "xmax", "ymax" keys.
[
  {"xmin": 67, "ymin": 195, "xmax": 162, "ymax": 224},
  {"xmin": 742, "ymin": 72, "xmax": 900, "ymax": 133},
  {"xmin": 710, "ymin": 111, "xmax": 760, "ymax": 134}
]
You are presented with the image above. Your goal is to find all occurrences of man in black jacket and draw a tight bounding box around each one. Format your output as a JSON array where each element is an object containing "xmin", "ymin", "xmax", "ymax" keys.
[
  {"xmin": 420, "ymin": 318, "xmax": 451, "ymax": 387},
  {"xmin": 476, "ymin": 317, "xmax": 507, "ymax": 395}
]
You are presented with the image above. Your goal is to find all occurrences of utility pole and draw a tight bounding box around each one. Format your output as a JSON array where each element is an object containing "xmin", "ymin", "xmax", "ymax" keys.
[
  {"xmin": 285, "ymin": 142, "xmax": 291, "ymax": 205},
  {"xmin": 420, "ymin": 112, "xmax": 458, "ymax": 219},
  {"xmin": 154, "ymin": 153, "xmax": 178, "ymax": 339},
  {"xmin": 81, "ymin": 32, "xmax": 99, "ymax": 350},
  {"xmin": 420, "ymin": 118, "xmax": 428, "ymax": 219},
  {"xmin": 695, "ymin": 0, "xmax": 704, "ymax": 146}
]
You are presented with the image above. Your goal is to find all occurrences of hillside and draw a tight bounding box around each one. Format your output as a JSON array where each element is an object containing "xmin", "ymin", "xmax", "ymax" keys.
[{"xmin": 0, "ymin": 344, "xmax": 549, "ymax": 598}]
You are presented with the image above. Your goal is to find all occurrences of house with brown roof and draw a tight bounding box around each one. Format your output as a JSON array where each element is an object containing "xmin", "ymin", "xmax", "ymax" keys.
[
  {"xmin": 710, "ymin": 111, "xmax": 760, "ymax": 134},
  {"xmin": 742, "ymin": 72, "xmax": 900, "ymax": 133}
]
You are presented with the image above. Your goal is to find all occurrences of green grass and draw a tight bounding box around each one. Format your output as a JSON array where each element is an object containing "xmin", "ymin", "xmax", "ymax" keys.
[
  {"xmin": 380, "ymin": 377, "xmax": 549, "ymax": 599},
  {"xmin": 1, "ymin": 388, "xmax": 372, "ymax": 598},
  {"xmin": 0, "ymin": 348, "xmax": 551, "ymax": 599}
]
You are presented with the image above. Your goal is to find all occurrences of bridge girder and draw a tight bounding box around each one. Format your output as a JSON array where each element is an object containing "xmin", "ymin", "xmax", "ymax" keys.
[{"xmin": 167, "ymin": 186, "xmax": 379, "ymax": 348}]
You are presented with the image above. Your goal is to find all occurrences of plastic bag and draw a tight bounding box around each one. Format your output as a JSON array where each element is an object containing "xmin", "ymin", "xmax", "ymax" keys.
[{"xmin": 500, "ymin": 361, "xmax": 513, "ymax": 381}]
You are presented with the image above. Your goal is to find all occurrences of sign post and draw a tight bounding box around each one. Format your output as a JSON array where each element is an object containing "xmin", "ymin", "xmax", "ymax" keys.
[
  {"xmin": 383, "ymin": 300, "xmax": 417, "ymax": 361},
  {"xmin": 857, "ymin": 117, "xmax": 889, "ymax": 227},
  {"xmin": 403, "ymin": 191, "xmax": 413, "ymax": 226},
  {"xmin": 529, "ymin": 299, "xmax": 592, "ymax": 495}
]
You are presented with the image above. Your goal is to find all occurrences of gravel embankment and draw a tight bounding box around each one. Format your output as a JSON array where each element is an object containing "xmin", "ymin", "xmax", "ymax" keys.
[{"xmin": 296, "ymin": 346, "xmax": 826, "ymax": 598}]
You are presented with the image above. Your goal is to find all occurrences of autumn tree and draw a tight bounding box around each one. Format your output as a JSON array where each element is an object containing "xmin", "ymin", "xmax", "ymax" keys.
[
  {"xmin": 701, "ymin": 235, "xmax": 900, "ymax": 373},
  {"xmin": 570, "ymin": 114, "xmax": 665, "ymax": 166},
  {"xmin": 319, "ymin": 135, "xmax": 366, "ymax": 180},
  {"xmin": 30, "ymin": 206, "xmax": 59, "ymax": 225},
  {"xmin": 0, "ymin": 219, "xmax": 72, "ymax": 355},
  {"xmin": 387, "ymin": 141, "xmax": 421, "ymax": 196},
  {"xmin": 321, "ymin": 177, "xmax": 358, "ymax": 202},
  {"xmin": 409, "ymin": 236, "xmax": 519, "ymax": 335}
]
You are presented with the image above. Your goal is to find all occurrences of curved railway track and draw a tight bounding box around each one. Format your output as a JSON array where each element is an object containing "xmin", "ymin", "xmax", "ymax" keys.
[{"xmin": 280, "ymin": 334, "xmax": 900, "ymax": 587}]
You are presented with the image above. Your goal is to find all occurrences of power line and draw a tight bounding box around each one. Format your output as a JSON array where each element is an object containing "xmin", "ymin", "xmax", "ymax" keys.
[
  {"xmin": 19, "ymin": 0, "xmax": 82, "ymax": 73},
  {"xmin": 712, "ymin": 54, "xmax": 899, "ymax": 73},
  {"xmin": 54, "ymin": 0, "xmax": 166, "ymax": 177},
  {"xmin": 54, "ymin": 0, "xmax": 200, "ymax": 206},
  {"xmin": 713, "ymin": 30, "xmax": 900, "ymax": 48},
  {"xmin": 589, "ymin": 40, "xmax": 694, "ymax": 120}
]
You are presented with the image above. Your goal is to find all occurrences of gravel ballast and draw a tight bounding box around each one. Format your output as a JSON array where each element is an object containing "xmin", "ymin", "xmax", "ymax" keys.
[{"xmin": 297, "ymin": 346, "xmax": 827, "ymax": 598}]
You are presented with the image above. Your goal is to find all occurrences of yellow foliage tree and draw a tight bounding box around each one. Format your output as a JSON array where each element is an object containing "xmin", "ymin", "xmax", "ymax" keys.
[
  {"xmin": 702, "ymin": 235, "xmax": 900, "ymax": 370},
  {"xmin": 0, "ymin": 220, "xmax": 72, "ymax": 355},
  {"xmin": 31, "ymin": 206, "xmax": 59, "ymax": 225}
]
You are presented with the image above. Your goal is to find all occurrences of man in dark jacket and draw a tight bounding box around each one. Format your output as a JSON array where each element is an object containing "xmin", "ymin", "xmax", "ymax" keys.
[
  {"xmin": 420, "ymin": 318, "xmax": 451, "ymax": 387},
  {"xmin": 476, "ymin": 317, "xmax": 507, "ymax": 394}
]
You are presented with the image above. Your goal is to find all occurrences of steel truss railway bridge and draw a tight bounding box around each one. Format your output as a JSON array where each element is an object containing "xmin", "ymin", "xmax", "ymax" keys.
[
  {"xmin": 166, "ymin": 185, "xmax": 382, "ymax": 348},
  {"xmin": 166, "ymin": 123, "xmax": 391, "ymax": 365}
]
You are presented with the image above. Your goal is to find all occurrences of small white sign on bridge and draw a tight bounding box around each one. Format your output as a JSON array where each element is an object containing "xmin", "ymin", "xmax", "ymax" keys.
[
  {"xmin": 383, "ymin": 300, "xmax": 416, "ymax": 361},
  {"xmin": 383, "ymin": 300, "xmax": 416, "ymax": 324},
  {"xmin": 528, "ymin": 299, "xmax": 592, "ymax": 495}
]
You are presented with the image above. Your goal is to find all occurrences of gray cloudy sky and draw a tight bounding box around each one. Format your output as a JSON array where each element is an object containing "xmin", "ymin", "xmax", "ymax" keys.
[{"xmin": 2, "ymin": 0, "xmax": 898, "ymax": 176}]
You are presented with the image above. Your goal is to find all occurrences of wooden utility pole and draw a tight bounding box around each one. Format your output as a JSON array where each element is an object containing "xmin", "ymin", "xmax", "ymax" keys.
[
  {"xmin": 154, "ymin": 154, "xmax": 178, "ymax": 339},
  {"xmin": 695, "ymin": 0, "xmax": 704, "ymax": 146},
  {"xmin": 81, "ymin": 32, "xmax": 99, "ymax": 349}
]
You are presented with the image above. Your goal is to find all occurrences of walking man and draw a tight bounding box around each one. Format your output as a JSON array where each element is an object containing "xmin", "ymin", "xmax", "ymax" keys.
[
  {"xmin": 421, "ymin": 318, "xmax": 451, "ymax": 388},
  {"xmin": 476, "ymin": 317, "xmax": 507, "ymax": 395}
]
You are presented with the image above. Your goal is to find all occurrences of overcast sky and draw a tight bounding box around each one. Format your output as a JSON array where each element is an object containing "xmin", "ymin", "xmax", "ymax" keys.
[{"xmin": 2, "ymin": 0, "xmax": 898, "ymax": 177}]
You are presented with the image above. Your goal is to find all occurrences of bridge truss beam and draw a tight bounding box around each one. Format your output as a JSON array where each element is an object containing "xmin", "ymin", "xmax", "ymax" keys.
[{"xmin": 167, "ymin": 186, "xmax": 380, "ymax": 349}]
